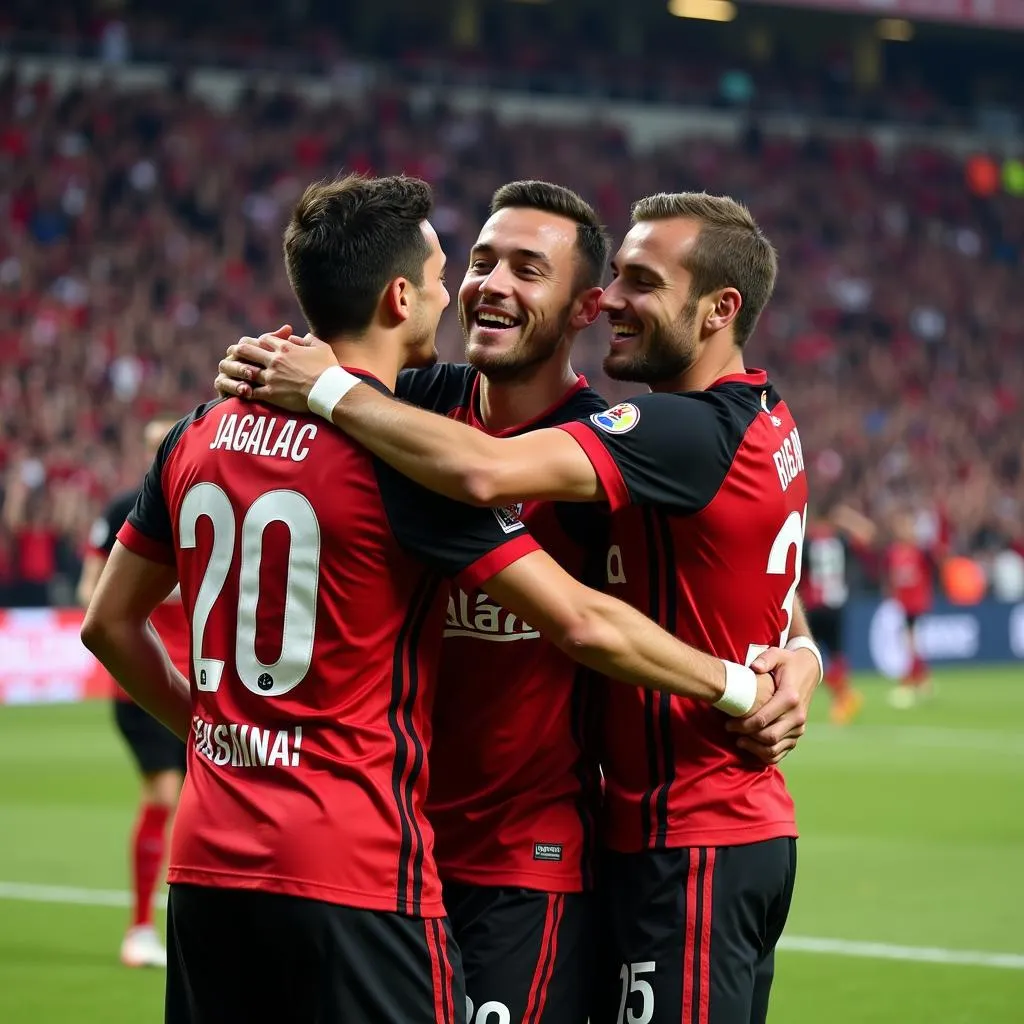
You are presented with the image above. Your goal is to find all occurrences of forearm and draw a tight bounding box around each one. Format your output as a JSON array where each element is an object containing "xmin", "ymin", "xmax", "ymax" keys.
[
  {"xmin": 82, "ymin": 620, "xmax": 191, "ymax": 740},
  {"xmin": 332, "ymin": 386, "xmax": 507, "ymax": 504},
  {"xmin": 559, "ymin": 593, "xmax": 727, "ymax": 703}
]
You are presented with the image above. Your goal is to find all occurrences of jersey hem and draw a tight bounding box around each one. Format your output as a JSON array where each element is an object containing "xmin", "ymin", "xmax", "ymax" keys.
[
  {"xmin": 166, "ymin": 866, "xmax": 446, "ymax": 917},
  {"xmin": 604, "ymin": 819, "xmax": 799, "ymax": 851},
  {"xmin": 437, "ymin": 863, "xmax": 587, "ymax": 893}
]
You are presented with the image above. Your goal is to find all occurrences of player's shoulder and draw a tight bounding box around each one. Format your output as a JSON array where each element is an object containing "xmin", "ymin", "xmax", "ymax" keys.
[
  {"xmin": 396, "ymin": 363, "xmax": 477, "ymax": 414},
  {"xmin": 163, "ymin": 398, "xmax": 232, "ymax": 455},
  {"xmin": 563, "ymin": 384, "xmax": 608, "ymax": 420}
]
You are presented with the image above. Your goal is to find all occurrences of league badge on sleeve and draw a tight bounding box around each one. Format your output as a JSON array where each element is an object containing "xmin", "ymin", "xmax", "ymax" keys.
[
  {"xmin": 492, "ymin": 503, "xmax": 525, "ymax": 534},
  {"xmin": 591, "ymin": 402, "xmax": 640, "ymax": 434}
]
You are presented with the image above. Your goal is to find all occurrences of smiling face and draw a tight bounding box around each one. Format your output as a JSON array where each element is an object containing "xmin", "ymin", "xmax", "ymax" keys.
[
  {"xmin": 599, "ymin": 218, "xmax": 706, "ymax": 384},
  {"xmin": 457, "ymin": 207, "xmax": 583, "ymax": 382}
]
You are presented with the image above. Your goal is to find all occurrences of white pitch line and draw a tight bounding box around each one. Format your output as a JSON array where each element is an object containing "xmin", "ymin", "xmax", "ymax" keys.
[
  {"xmin": 0, "ymin": 881, "xmax": 165, "ymax": 909},
  {"xmin": 778, "ymin": 936, "xmax": 1024, "ymax": 971},
  {"xmin": 1, "ymin": 881, "xmax": 1022, "ymax": 970}
]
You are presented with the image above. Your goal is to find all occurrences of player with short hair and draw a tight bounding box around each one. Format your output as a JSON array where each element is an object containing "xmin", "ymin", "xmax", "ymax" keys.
[
  {"xmin": 82, "ymin": 176, "xmax": 778, "ymax": 1024},
  {"xmin": 78, "ymin": 415, "xmax": 187, "ymax": 969},
  {"xmin": 402, "ymin": 180, "xmax": 610, "ymax": 1024},
  {"xmin": 214, "ymin": 189, "xmax": 818, "ymax": 1024}
]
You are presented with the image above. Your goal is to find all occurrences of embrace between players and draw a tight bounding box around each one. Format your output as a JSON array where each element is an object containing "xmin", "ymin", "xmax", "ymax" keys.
[{"xmin": 82, "ymin": 174, "xmax": 821, "ymax": 1024}]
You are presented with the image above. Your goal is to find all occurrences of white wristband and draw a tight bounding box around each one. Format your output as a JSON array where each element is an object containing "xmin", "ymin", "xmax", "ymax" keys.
[
  {"xmin": 714, "ymin": 661, "xmax": 758, "ymax": 717},
  {"xmin": 785, "ymin": 636, "xmax": 824, "ymax": 686},
  {"xmin": 306, "ymin": 365, "xmax": 362, "ymax": 420}
]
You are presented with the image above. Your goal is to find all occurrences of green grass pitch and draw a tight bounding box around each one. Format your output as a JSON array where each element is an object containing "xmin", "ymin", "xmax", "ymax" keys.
[{"xmin": 1, "ymin": 668, "xmax": 1022, "ymax": 1023}]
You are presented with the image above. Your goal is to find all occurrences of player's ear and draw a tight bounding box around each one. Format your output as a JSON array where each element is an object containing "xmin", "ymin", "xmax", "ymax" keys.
[
  {"xmin": 384, "ymin": 278, "xmax": 413, "ymax": 324},
  {"xmin": 704, "ymin": 287, "xmax": 742, "ymax": 335},
  {"xmin": 569, "ymin": 287, "xmax": 604, "ymax": 331}
]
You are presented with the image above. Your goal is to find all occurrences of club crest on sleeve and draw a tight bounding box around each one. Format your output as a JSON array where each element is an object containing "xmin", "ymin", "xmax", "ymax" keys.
[
  {"xmin": 492, "ymin": 503, "xmax": 525, "ymax": 534},
  {"xmin": 591, "ymin": 402, "xmax": 640, "ymax": 434}
]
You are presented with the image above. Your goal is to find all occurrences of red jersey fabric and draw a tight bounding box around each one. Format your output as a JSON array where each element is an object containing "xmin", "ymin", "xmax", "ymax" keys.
[
  {"xmin": 117, "ymin": 384, "xmax": 538, "ymax": 917},
  {"xmin": 886, "ymin": 541, "xmax": 933, "ymax": 616},
  {"xmin": 89, "ymin": 490, "xmax": 191, "ymax": 701},
  {"xmin": 558, "ymin": 371, "xmax": 805, "ymax": 852},
  {"xmin": 397, "ymin": 365, "xmax": 608, "ymax": 891}
]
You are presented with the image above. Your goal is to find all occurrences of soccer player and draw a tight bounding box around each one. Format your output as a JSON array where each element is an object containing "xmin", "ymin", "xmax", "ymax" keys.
[
  {"xmin": 801, "ymin": 503, "xmax": 875, "ymax": 725},
  {"xmin": 885, "ymin": 509, "xmax": 934, "ymax": 708},
  {"xmin": 215, "ymin": 190, "xmax": 820, "ymax": 1024},
  {"xmin": 81, "ymin": 176, "xmax": 777, "ymax": 1024},
  {"xmin": 78, "ymin": 415, "xmax": 188, "ymax": 968},
  {"xmin": 401, "ymin": 181, "xmax": 610, "ymax": 1024}
]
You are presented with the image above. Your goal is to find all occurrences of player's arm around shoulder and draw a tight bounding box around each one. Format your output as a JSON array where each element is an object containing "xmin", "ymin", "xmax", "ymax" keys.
[
  {"xmin": 480, "ymin": 549, "xmax": 773, "ymax": 717},
  {"xmin": 216, "ymin": 331, "xmax": 605, "ymax": 505}
]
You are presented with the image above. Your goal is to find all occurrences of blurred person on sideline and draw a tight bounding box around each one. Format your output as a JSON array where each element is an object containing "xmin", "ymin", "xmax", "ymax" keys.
[{"xmin": 77, "ymin": 416, "xmax": 188, "ymax": 968}]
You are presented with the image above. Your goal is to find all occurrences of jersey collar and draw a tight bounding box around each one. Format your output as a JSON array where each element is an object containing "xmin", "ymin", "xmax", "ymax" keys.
[
  {"xmin": 712, "ymin": 368, "xmax": 768, "ymax": 389},
  {"xmin": 469, "ymin": 373, "xmax": 590, "ymax": 437}
]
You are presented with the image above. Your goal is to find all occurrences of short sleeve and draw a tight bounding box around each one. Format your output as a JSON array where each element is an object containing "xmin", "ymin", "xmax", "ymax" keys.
[
  {"xmin": 557, "ymin": 392, "xmax": 743, "ymax": 515},
  {"xmin": 374, "ymin": 459, "xmax": 539, "ymax": 590}
]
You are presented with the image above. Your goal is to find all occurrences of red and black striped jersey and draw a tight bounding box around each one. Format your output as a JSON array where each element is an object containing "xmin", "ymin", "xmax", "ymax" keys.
[
  {"xmin": 397, "ymin": 364, "xmax": 608, "ymax": 892},
  {"xmin": 558, "ymin": 370, "xmax": 805, "ymax": 851},
  {"xmin": 89, "ymin": 490, "xmax": 190, "ymax": 698},
  {"xmin": 117, "ymin": 378, "xmax": 537, "ymax": 918}
]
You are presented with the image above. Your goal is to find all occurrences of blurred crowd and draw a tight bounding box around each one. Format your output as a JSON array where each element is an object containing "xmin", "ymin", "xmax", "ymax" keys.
[{"xmin": 0, "ymin": 65, "xmax": 1022, "ymax": 605}]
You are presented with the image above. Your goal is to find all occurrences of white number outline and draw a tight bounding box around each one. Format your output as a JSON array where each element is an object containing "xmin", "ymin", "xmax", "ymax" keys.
[
  {"xmin": 179, "ymin": 484, "xmax": 320, "ymax": 697},
  {"xmin": 465, "ymin": 997, "xmax": 511, "ymax": 1024},
  {"xmin": 617, "ymin": 960, "xmax": 655, "ymax": 1024},
  {"xmin": 744, "ymin": 505, "xmax": 807, "ymax": 667}
]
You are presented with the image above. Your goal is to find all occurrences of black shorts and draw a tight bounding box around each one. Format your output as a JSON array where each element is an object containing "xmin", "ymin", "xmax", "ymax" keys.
[
  {"xmin": 806, "ymin": 605, "xmax": 844, "ymax": 658},
  {"xmin": 444, "ymin": 882, "xmax": 592, "ymax": 1024},
  {"xmin": 165, "ymin": 884, "xmax": 466, "ymax": 1024},
  {"xmin": 113, "ymin": 699, "xmax": 186, "ymax": 775},
  {"xmin": 591, "ymin": 839, "xmax": 797, "ymax": 1024}
]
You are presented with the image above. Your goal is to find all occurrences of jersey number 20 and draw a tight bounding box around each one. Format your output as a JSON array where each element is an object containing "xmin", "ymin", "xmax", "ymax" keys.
[{"xmin": 180, "ymin": 483, "xmax": 320, "ymax": 697}]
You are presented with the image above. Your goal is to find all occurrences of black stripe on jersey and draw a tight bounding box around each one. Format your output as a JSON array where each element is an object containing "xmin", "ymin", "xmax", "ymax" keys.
[
  {"xmin": 402, "ymin": 572, "xmax": 442, "ymax": 917},
  {"xmin": 652, "ymin": 511, "xmax": 677, "ymax": 848},
  {"xmin": 639, "ymin": 507, "xmax": 663, "ymax": 846},
  {"xmin": 569, "ymin": 669, "xmax": 598, "ymax": 889},
  {"xmin": 390, "ymin": 570, "xmax": 440, "ymax": 915}
]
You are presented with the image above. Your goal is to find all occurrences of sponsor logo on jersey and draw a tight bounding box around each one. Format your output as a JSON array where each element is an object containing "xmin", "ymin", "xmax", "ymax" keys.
[
  {"xmin": 445, "ymin": 589, "xmax": 539, "ymax": 641},
  {"xmin": 591, "ymin": 402, "xmax": 640, "ymax": 434},
  {"xmin": 533, "ymin": 842, "xmax": 563, "ymax": 862},
  {"xmin": 492, "ymin": 502, "xmax": 525, "ymax": 534}
]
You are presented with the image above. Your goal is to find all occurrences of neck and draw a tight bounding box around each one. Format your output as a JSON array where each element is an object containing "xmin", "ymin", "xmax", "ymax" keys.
[
  {"xmin": 326, "ymin": 330, "xmax": 405, "ymax": 392},
  {"xmin": 650, "ymin": 337, "xmax": 746, "ymax": 394},
  {"xmin": 478, "ymin": 357, "xmax": 579, "ymax": 434}
]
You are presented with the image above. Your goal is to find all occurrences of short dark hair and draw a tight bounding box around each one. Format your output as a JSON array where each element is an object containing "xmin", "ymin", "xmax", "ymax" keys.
[
  {"xmin": 490, "ymin": 180, "xmax": 610, "ymax": 290},
  {"xmin": 284, "ymin": 174, "xmax": 433, "ymax": 338},
  {"xmin": 631, "ymin": 192, "xmax": 778, "ymax": 348}
]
